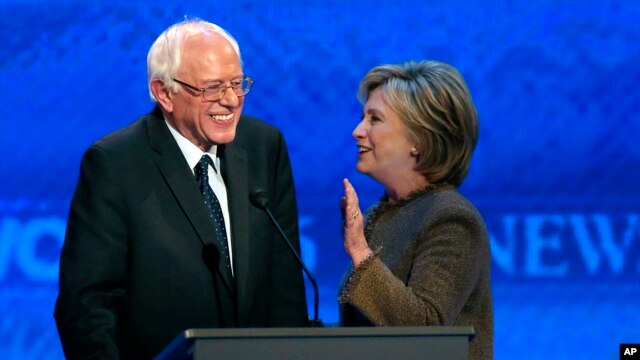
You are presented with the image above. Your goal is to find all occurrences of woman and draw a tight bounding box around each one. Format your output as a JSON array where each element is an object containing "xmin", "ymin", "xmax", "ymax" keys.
[{"xmin": 339, "ymin": 60, "xmax": 493, "ymax": 359}]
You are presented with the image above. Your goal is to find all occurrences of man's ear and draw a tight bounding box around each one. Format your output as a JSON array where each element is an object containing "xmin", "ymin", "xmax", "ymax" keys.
[{"xmin": 150, "ymin": 79, "xmax": 173, "ymax": 113}]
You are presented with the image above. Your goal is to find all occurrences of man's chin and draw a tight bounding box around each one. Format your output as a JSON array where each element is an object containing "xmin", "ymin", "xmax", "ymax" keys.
[
  {"xmin": 205, "ymin": 125, "xmax": 238, "ymax": 145},
  {"xmin": 211, "ymin": 134, "xmax": 237, "ymax": 145}
]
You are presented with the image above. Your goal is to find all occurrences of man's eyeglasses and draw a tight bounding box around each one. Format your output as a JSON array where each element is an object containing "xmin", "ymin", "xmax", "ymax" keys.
[{"xmin": 172, "ymin": 76, "xmax": 253, "ymax": 101}]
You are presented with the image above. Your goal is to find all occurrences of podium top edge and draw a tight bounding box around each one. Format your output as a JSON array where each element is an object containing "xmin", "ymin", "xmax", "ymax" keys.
[
  {"xmin": 182, "ymin": 326, "xmax": 475, "ymax": 339},
  {"xmin": 154, "ymin": 326, "xmax": 476, "ymax": 359}
]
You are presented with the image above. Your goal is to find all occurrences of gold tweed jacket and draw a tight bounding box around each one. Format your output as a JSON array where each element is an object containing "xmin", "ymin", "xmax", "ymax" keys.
[{"xmin": 339, "ymin": 184, "xmax": 494, "ymax": 360}]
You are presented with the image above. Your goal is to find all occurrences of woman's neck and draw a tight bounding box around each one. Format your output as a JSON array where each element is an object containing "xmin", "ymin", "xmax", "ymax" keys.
[{"xmin": 383, "ymin": 173, "xmax": 430, "ymax": 204}]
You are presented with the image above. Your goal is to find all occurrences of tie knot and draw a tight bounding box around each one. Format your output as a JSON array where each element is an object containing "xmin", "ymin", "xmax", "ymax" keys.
[{"xmin": 195, "ymin": 155, "xmax": 214, "ymax": 179}]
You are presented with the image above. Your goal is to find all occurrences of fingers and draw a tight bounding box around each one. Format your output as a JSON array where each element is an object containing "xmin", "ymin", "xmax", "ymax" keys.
[
  {"xmin": 342, "ymin": 178, "xmax": 361, "ymax": 221},
  {"xmin": 341, "ymin": 178, "xmax": 369, "ymax": 265},
  {"xmin": 342, "ymin": 178, "xmax": 360, "ymax": 209}
]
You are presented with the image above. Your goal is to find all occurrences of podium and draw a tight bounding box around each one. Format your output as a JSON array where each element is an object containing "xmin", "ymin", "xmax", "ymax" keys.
[{"xmin": 155, "ymin": 326, "xmax": 474, "ymax": 360}]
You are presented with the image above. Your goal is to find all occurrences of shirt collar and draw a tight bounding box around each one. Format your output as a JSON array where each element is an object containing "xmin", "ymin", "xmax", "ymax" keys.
[{"xmin": 164, "ymin": 119, "xmax": 218, "ymax": 174}]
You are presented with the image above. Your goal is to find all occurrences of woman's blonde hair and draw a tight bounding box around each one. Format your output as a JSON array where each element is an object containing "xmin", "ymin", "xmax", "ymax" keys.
[{"xmin": 358, "ymin": 60, "xmax": 478, "ymax": 187}]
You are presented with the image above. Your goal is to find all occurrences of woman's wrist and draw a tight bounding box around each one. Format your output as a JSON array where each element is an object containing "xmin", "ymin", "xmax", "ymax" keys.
[{"xmin": 351, "ymin": 247, "xmax": 373, "ymax": 268}]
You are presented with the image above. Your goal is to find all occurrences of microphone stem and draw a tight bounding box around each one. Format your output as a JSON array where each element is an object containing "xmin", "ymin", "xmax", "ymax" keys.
[{"xmin": 264, "ymin": 207, "xmax": 320, "ymax": 325}]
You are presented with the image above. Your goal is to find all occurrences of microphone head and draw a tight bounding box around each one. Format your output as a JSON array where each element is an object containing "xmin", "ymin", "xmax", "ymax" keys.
[
  {"xmin": 202, "ymin": 244, "xmax": 220, "ymax": 273},
  {"xmin": 250, "ymin": 188, "xmax": 270, "ymax": 209}
]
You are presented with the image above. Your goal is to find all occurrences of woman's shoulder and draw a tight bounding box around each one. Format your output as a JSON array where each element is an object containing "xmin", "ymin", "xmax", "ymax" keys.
[
  {"xmin": 365, "ymin": 183, "xmax": 485, "ymax": 227},
  {"xmin": 408, "ymin": 185, "xmax": 485, "ymax": 225}
]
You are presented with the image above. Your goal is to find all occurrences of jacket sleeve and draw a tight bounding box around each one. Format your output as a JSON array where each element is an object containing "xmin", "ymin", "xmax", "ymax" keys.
[
  {"xmin": 339, "ymin": 208, "xmax": 487, "ymax": 326},
  {"xmin": 54, "ymin": 145, "xmax": 128, "ymax": 359}
]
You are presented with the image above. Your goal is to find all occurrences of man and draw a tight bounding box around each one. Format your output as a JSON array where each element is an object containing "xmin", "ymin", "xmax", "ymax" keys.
[{"xmin": 54, "ymin": 19, "xmax": 308, "ymax": 359}]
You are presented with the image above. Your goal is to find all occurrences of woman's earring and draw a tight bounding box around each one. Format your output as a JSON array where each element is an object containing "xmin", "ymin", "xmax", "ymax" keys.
[{"xmin": 410, "ymin": 147, "xmax": 419, "ymax": 156}]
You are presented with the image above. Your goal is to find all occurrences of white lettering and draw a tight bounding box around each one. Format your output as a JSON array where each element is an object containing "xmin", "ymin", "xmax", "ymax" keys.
[
  {"xmin": 0, "ymin": 217, "xmax": 21, "ymax": 279},
  {"xmin": 570, "ymin": 214, "xmax": 638, "ymax": 274},
  {"xmin": 570, "ymin": 214, "xmax": 602, "ymax": 273},
  {"xmin": 598, "ymin": 214, "xmax": 638, "ymax": 273},
  {"xmin": 17, "ymin": 217, "xmax": 65, "ymax": 281},
  {"xmin": 489, "ymin": 214, "xmax": 517, "ymax": 275},
  {"xmin": 489, "ymin": 213, "xmax": 639, "ymax": 277},
  {"xmin": 0, "ymin": 216, "xmax": 65, "ymax": 281},
  {"xmin": 525, "ymin": 215, "xmax": 568, "ymax": 276}
]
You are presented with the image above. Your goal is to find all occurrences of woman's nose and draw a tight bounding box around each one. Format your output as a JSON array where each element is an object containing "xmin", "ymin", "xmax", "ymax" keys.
[{"xmin": 352, "ymin": 120, "xmax": 366, "ymax": 139}]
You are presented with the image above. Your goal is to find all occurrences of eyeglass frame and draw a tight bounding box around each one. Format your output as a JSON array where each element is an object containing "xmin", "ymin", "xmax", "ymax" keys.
[{"xmin": 171, "ymin": 76, "xmax": 253, "ymax": 101}]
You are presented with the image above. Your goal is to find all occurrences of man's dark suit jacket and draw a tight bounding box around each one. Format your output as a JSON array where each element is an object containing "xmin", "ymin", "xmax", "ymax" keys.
[{"xmin": 54, "ymin": 107, "xmax": 308, "ymax": 359}]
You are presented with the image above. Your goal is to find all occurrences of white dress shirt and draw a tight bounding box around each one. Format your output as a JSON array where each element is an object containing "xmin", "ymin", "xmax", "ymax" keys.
[{"xmin": 165, "ymin": 120, "xmax": 234, "ymax": 273}]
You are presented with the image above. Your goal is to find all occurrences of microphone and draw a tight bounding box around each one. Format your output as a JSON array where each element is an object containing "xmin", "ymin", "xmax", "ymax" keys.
[
  {"xmin": 250, "ymin": 189, "xmax": 323, "ymax": 327},
  {"xmin": 202, "ymin": 244, "xmax": 220, "ymax": 274},
  {"xmin": 202, "ymin": 243, "xmax": 237, "ymax": 327}
]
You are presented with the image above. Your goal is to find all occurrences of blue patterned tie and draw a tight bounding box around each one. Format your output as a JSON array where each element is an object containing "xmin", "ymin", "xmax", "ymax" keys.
[{"xmin": 195, "ymin": 155, "xmax": 233, "ymax": 277}]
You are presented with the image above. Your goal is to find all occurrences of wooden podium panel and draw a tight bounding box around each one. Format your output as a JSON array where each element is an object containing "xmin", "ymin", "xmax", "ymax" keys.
[{"xmin": 155, "ymin": 326, "xmax": 474, "ymax": 360}]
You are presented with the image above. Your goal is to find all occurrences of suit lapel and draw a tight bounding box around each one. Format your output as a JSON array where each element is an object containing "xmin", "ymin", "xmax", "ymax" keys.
[
  {"xmin": 220, "ymin": 143, "xmax": 252, "ymax": 323},
  {"xmin": 145, "ymin": 110, "xmax": 236, "ymax": 296}
]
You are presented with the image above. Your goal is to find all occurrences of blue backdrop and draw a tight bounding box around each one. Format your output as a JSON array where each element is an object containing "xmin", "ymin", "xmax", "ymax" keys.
[{"xmin": 1, "ymin": 1, "xmax": 639, "ymax": 359}]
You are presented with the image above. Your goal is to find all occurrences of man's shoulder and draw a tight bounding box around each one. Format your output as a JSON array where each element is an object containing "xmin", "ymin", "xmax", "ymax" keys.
[
  {"xmin": 92, "ymin": 110, "xmax": 159, "ymax": 152},
  {"xmin": 237, "ymin": 115, "xmax": 281, "ymax": 139}
]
